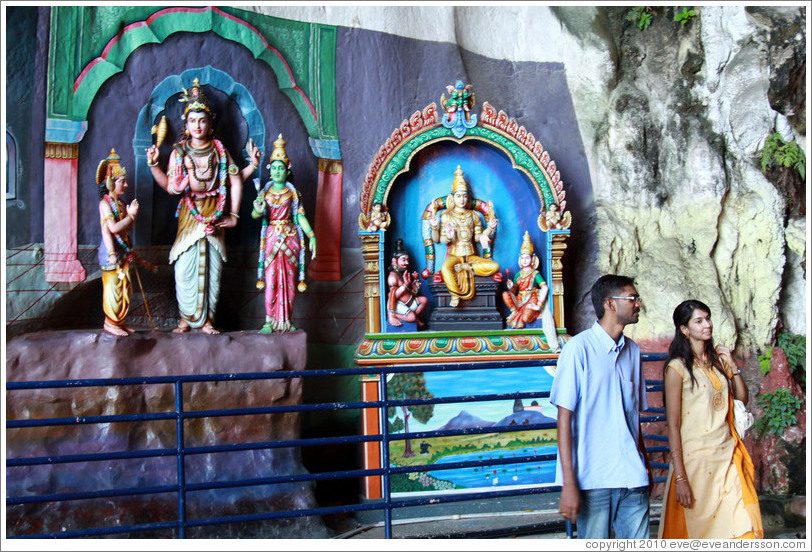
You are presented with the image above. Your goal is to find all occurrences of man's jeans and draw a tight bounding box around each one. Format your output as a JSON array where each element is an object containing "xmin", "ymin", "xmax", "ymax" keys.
[{"xmin": 576, "ymin": 486, "xmax": 650, "ymax": 539}]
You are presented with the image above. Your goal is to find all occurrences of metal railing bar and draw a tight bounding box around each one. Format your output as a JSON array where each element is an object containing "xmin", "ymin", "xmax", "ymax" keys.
[
  {"xmin": 10, "ymin": 520, "xmax": 180, "ymax": 539},
  {"xmin": 5, "ymin": 361, "xmax": 560, "ymax": 392},
  {"xmin": 389, "ymin": 453, "xmax": 558, "ymax": 475},
  {"xmin": 6, "ymin": 447, "xmax": 178, "ymax": 466},
  {"xmin": 179, "ymin": 478, "xmax": 564, "ymax": 530},
  {"xmin": 6, "ymin": 411, "xmax": 177, "ymax": 428},
  {"xmin": 392, "ymin": 421, "xmax": 557, "ymax": 442},
  {"xmin": 6, "ymin": 484, "xmax": 179, "ymax": 505}
]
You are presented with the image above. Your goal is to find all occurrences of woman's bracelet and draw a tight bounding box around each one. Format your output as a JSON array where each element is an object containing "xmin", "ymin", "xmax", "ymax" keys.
[
  {"xmin": 230, "ymin": 212, "xmax": 240, "ymax": 219},
  {"xmin": 674, "ymin": 474, "xmax": 687, "ymax": 483},
  {"xmin": 147, "ymin": 159, "xmax": 159, "ymax": 167}
]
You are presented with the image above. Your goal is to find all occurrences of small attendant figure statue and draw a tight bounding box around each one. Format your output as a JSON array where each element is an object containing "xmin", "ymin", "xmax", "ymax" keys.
[
  {"xmin": 145, "ymin": 78, "xmax": 260, "ymax": 334},
  {"xmin": 97, "ymin": 149, "xmax": 139, "ymax": 336},
  {"xmin": 502, "ymin": 231, "xmax": 560, "ymax": 352},
  {"xmin": 429, "ymin": 166, "xmax": 500, "ymax": 307},
  {"xmin": 252, "ymin": 134, "xmax": 316, "ymax": 333},
  {"xmin": 365, "ymin": 202, "xmax": 391, "ymax": 232},
  {"xmin": 387, "ymin": 238, "xmax": 428, "ymax": 328}
]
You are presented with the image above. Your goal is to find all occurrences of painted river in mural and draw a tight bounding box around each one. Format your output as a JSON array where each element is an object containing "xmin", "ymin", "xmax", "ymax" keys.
[{"xmin": 429, "ymin": 445, "xmax": 558, "ymax": 488}]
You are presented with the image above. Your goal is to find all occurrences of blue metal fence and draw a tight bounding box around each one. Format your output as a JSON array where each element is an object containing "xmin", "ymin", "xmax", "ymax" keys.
[{"xmin": 5, "ymin": 353, "xmax": 669, "ymax": 539}]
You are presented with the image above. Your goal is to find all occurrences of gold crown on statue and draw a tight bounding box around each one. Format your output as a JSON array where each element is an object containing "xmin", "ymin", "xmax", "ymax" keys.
[
  {"xmin": 270, "ymin": 134, "xmax": 290, "ymax": 166},
  {"xmin": 96, "ymin": 148, "xmax": 127, "ymax": 191},
  {"xmin": 452, "ymin": 165, "xmax": 468, "ymax": 193},
  {"xmin": 180, "ymin": 78, "xmax": 214, "ymax": 118},
  {"xmin": 520, "ymin": 231, "xmax": 535, "ymax": 256}
]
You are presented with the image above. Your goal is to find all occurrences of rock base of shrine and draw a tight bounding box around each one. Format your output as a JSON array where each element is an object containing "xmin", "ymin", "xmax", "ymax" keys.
[{"xmin": 5, "ymin": 329, "xmax": 328, "ymax": 538}]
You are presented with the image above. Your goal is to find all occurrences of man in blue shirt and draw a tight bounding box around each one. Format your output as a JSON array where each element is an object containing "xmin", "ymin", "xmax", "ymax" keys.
[{"xmin": 550, "ymin": 275, "xmax": 651, "ymax": 539}]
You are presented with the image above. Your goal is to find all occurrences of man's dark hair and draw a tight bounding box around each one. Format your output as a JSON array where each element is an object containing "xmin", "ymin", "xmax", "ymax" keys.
[{"xmin": 590, "ymin": 275, "xmax": 636, "ymax": 319}]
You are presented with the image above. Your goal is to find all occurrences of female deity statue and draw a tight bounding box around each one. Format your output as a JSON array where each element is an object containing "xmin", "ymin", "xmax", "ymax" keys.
[
  {"xmin": 145, "ymin": 78, "xmax": 260, "ymax": 334},
  {"xmin": 429, "ymin": 166, "xmax": 500, "ymax": 307},
  {"xmin": 252, "ymin": 134, "xmax": 317, "ymax": 333},
  {"xmin": 502, "ymin": 231, "xmax": 560, "ymax": 352},
  {"xmin": 97, "ymin": 149, "xmax": 139, "ymax": 336}
]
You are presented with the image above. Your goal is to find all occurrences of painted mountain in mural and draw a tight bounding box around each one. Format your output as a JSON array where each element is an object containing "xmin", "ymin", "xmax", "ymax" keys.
[
  {"xmin": 494, "ymin": 410, "xmax": 556, "ymax": 427},
  {"xmin": 440, "ymin": 410, "xmax": 496, "ymax": 431}
]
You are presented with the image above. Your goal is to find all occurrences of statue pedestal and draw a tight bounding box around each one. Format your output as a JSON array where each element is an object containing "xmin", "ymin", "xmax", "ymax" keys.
[{"xmin": 428, "ymin": 278, "xmax": 504, "ymax": 331}]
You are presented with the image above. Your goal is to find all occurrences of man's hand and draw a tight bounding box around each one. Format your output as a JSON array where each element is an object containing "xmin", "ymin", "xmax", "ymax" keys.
[{"xmin": 559, "ymin": 481, "xmax": 580, "ymax": 521}]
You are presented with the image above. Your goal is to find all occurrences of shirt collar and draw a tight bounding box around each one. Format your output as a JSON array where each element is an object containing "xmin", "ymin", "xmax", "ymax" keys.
[{"xmin": 591, "ymin": 320, "xmax": 626, "ymax": 353}]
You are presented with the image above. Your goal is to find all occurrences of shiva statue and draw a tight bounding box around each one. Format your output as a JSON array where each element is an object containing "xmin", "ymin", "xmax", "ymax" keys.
[
  {"xmin": 502, "ymin": 231, "xmax": 560, "ymax": 352},
  {"xmin": 428, "ymin": 166, "xmax": 500, "ymax": 307},
  {"xmin": 252, "ymin": 134, "xmax": 316, "ymax": 333},
  {"xmin": 145, "ymin": 77, "xmax": 261, "ymax": 334},
  {"xmin": 97, "ymin": 149, "xmax": 139, "ymax": 336}
]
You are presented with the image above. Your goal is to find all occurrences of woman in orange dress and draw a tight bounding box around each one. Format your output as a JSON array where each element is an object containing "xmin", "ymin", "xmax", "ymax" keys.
[{"xmin": 658, "ymin": 300, "xmax": 763, "ymax": 539}]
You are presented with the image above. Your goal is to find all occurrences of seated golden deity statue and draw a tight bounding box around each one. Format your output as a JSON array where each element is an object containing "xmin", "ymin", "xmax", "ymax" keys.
[{"xmin": 429, "ymin": 166, "xmax": 500, "ymax": 307}]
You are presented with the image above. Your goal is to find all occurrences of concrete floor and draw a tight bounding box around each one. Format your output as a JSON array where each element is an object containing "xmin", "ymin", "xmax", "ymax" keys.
[{"xmin": 333, "ymin": 493, "xmax": 806, "ymax": 540}]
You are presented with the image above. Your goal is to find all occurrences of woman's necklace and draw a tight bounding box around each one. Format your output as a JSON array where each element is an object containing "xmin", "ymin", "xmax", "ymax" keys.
[{"xmin": 695, "ymin": 354, "xmax": 725, "ymax": 411}]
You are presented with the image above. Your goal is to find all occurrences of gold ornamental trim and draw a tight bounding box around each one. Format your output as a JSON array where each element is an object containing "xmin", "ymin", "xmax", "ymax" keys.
[{"xmin": 45, "ymin": 142, "xmax": 79, "ymax": 159}]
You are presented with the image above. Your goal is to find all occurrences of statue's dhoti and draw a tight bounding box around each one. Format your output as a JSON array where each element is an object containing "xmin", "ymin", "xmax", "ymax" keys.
[
  {"xmin": 101, "ymin": 263, "xmax": 131, "ymax": 328},
  {"xmin": 440, "ymin": 254, "xmax": 499, "ymax": 301}
]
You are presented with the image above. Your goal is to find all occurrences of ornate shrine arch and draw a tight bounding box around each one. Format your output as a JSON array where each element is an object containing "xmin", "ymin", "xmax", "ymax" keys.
[
  {"xmin": 71, "ymin": 6, "xmax": 319, "ymax": 137},
  {"xmin": 357, "ymin": 83, "xmax": 572, "ymax": 338},
  {"xmin": 359, "ymin": 101, "xmax": 569, "ymax": 232}
]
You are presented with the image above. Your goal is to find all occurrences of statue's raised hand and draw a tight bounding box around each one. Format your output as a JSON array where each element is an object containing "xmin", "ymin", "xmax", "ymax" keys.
[{"xmin": 145, "ymin": 145, "xmax": 160, "ymax": 167}]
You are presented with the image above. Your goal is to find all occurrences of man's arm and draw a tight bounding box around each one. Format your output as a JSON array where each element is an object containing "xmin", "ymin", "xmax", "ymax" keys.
[{"xmin": 557, "ymin": 406, "xmax": 579, "ymax": 520}]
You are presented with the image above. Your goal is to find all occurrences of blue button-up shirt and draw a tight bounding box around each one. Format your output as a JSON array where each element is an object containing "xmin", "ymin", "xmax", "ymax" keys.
[{"xmin": 550, "ymin": 321, "xmax": 648, "ymax": 490}]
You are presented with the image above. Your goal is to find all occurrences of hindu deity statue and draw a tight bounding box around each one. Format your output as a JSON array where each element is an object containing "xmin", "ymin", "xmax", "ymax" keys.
[
  {"xmin": 429, "ymin": 166, "xmax": 500, "ymax": 307},
  {"xmin": 97, "ymin": 149, "xmax": 139, "ymax": 336},
  {"xmin": 502, "ymin": 231, "xmax": 560, "ymax": 352},
  {"xmin": 145, "ymin": 78, "xmax": 261, "ymax": 334},
  {"xmin": 387, "ymin": 238, "xmax": 428, "ymax": 328},
  {"xmin": 252, "ymin": 134, "xmax": 316, "ymax": 333}
]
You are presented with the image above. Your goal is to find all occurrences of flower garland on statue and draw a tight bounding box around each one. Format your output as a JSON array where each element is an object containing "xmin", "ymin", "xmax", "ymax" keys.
[
  {"xmin": 173, "ymin": 139, "xmax": 228, "ymax": 235},
  {"xmin": 104, "ymin": 194, "xmax": 133, "ymax": 260}
]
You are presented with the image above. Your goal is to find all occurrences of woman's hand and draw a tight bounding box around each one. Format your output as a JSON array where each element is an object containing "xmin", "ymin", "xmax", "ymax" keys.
[
  {"xmin": 675, "ymin": 477, "xmax": 695, "ymax": 509},
  {"xmin": 715, "ymin": 344, "xmax": 734, "ymax": 368}
]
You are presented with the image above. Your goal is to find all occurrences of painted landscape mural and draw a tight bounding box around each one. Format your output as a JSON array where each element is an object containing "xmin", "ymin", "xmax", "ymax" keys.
[{"xmin": 386, "ymin": 365, "xmax": 558, "ymax": 495}]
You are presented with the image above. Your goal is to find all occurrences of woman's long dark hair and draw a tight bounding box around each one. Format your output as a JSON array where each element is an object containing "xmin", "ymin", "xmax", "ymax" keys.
[{"xmin": 664, "ymin": 299, "xmax": 724, "ymax": 390}]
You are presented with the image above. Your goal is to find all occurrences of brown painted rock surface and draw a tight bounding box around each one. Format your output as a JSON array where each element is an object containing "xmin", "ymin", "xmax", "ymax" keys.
[{"xmin": 5, "ymin": 330, "xmax": 328, "ymax": 538}]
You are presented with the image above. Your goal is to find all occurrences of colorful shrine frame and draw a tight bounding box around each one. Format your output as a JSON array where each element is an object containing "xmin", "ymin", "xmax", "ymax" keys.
[{"xmin": 355, "ymin": 82, "xmax": 573, "ymax": 499}]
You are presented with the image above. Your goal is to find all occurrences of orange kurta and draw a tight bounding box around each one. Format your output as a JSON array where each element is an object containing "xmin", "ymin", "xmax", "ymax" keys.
[{"xmin": 658, "ymin": 359, "xmax": 763, "ymax": 539}]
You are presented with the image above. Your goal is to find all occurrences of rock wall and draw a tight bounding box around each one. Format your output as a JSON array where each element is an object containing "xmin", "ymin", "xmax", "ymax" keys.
[{"xmin": 5, "ymin": 330, "xmax": 328, "ymax": 538}]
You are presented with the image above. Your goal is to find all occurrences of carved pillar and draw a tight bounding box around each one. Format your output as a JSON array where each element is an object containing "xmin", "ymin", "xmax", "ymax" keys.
[
  {"xmin": 307, "ymin": 158, "xmax": 343, "ymax": 281},
  {"xmin": 43, "ymin": 142, "xmax": 86, "ymax": 283},
  {"xmin": 360, "ymin": 233, "xmax": 383, "ymax": 334},
  {"xmin": 550, "ymin": 232, "xmax": 568, "ymax": 329},
  {"xmin": 360, "ymin": 374, "xmax": 383, "ymax": 500}
]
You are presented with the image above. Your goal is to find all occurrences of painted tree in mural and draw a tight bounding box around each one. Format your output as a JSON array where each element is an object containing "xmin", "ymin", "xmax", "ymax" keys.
[{"xmin": 387, "ymin": 372, "xmax": 435, "ymax": 458}]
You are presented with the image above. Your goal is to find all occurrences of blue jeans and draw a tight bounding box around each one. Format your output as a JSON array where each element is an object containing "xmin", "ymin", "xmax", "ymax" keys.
[{"xmin": 576, "ymin": 486, "xmax": 650, "ymax": 539}]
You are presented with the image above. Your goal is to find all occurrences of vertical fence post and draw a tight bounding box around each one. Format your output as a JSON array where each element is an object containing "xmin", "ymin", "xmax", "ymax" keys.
[
  {"xmin": 380, "ymin": 368, "xmax": 392, "ymax": 539},
  {"xmin": 175, "ymin": 381, "xmax": 186, "ymax": 538}
]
